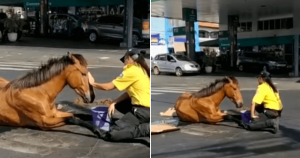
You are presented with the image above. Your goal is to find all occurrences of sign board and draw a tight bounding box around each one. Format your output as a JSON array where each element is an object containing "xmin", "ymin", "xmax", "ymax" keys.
[
  {"xmin": 142, "ymin": 19, "xmax": 150, "ymax": 39},
  {"xmin": 173, "ymin": 27, "xmax": 186, "ymax": 36},
  {"xmin": 182, "ymin": 8, "xmax": 197, "ymax": 22},
  {"xmin": 151, "ymin": 34, "xmax": 165, "ymax": 45},
  {"xmin": 173, "ymin": 26, "xmax": 196, "ymax": 36}
]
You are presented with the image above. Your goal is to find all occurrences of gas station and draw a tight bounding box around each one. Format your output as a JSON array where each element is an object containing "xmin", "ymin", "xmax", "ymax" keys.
[
  {"xmin": 151, "ymin": 0, "xmax": 300, "ymax": 76},
  {"xmin": 0, "ymin": 0, "xmax": 149, "ymax": 49}
]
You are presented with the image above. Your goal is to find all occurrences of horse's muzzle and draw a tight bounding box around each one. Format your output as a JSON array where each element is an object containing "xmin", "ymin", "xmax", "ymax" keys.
[
  {"xmin": 236, "ymin": 102, "xmax": 243, "ymax": 108},
  {"xmin": 82, "ymin": 92, "xmax": 95, "ymax": 103}
]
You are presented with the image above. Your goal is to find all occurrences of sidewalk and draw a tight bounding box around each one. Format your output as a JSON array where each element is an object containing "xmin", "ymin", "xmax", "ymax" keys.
[{"xmin": 0, "ymin": 37, "xmax": 150, "ymax": 66}]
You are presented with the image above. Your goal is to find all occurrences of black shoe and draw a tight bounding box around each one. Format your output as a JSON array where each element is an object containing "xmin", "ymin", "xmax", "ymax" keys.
[
  {"xmin": 272, "ymin": 118, "xmax": 279, "ymax": 134},
  {"xmin": 94, "ymin": 128, "xmax": 110, "ymax": 140},
  {"xmin": 239, "ymin": 121, "xmax": 249, "ymax": 130}
]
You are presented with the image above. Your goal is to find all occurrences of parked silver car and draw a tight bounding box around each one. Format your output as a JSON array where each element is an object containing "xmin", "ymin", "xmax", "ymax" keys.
[
  {"xmin": 151, "ymin": 53, "xmax": 201, "ymax": 76},
  {"xmin": 86, "ymin": 15, "xmax": 142, "ymax": 46}
]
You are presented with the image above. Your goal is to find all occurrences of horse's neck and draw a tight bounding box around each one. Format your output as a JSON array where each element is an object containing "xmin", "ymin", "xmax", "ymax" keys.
[
  {"xmin": 39, "ymin": 75, "xmax": 66, "ymax": 102},
  {"xmin": 210, "ymin": 88, "xmax": 226, "ymax": 105}
]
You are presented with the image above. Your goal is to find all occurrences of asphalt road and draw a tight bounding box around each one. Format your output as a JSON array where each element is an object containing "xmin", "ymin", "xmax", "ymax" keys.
[
  {"xmin": 151, "ymin": 75, "xmax": 300, "ymax": 158},
  {"xmin": 0, "ymin": 68, "xmax": 149, "ymax": 158}
]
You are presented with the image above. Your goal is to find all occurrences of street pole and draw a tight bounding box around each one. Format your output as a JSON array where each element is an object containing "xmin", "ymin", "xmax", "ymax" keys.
[
  {"xmin": 294, "ymin": 35, "xmax": 299, "ymax": 76},
  {"xmin": 40, "ymin": 0, "xmax": 49, "ymax": 36},
  {"xmin": 127, "ymin": 0, "xmax": 134, "ymax": 49}
]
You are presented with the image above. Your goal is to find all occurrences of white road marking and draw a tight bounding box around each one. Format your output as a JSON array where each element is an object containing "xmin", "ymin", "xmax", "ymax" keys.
[{"xmin": 98, "ymin": 57, "xmax": 110, "ymax": 60}]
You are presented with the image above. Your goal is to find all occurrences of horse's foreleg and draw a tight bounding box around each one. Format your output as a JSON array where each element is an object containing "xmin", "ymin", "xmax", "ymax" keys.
[
  {"xmin": 40, "ymin": 116, "xmax": 101, "ymax": 137},
  {"xmin": 205, "ymin": 114, "xmax": 225, "ymax": 124},
  {"xmin": 53, "ymin": 110, "xmax": 74, "ymax": 118},
  {"xmin": 40, "ymin": 116, "xmax": 68, "ymax": 129}
]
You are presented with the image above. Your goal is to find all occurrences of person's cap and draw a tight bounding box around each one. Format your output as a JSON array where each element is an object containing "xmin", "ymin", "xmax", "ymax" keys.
[
  {"xmin": 120, "ymin": 48, "xmax": 145, "ymax": 63},
  {"xmin": 257, "ymin": 71, "xmax": 271, "ymax": 78}
]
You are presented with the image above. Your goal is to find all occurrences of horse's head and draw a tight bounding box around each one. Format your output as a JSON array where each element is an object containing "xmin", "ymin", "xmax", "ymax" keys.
[
  {"xmin": 224, "ymin": 76, "xmax": 243, "ymax": 108},
  {"xmin": 66, "ymin": 52, "xmax": 95, "ymax": 103}
]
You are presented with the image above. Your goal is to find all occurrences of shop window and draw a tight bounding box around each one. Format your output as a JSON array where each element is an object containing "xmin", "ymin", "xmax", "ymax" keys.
[
  {"xmin": 275, "ymin": 19, "xmax": 280, "ymax": 29},
  {"xmin": 258, "ymin": 21, "xmax": 263, "ymax": 31},
  {"xmin": 258, "ymin": 17, "xmax": 293, "ymax": 31},
  {"xmin": 269, "ymin": 20, "xmax": 274, "ymax": 30},
  {"xmin": 281, "ymin": 18, "xmax": 287, "ymax": 29},
  {"xmin": 199, "ymin": 30, "xmax": 209, "ymax": 38},
  {"xmin": 286, "ymin": 18, "xmax": 293, "ymax": 29},
  {"xmin": 264, "ymin": 20, "xmax": 269, "ymax": 30},
  {"xmin": 240, "ymin": 22, "xmax": 246, "ymax": 32},
  {"xmin": 247, "ymin": 22, "xmax": 252, "ymax": 31},
  {"xmin": 238, "ymin": 22, "xmax": 252, "ymax": 32}
]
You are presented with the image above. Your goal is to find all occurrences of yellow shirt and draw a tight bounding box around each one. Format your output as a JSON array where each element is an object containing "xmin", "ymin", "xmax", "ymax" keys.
[
  {"xmin": 112, "ymin": 64, "xmax": 150, "ymax": 108},
  {"xmin": 252, "ymin": 82, "xmax": 283, "ymax": 111}
]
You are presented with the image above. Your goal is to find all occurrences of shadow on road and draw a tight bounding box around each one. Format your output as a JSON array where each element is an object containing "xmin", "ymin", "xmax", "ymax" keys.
[
  {"xmin": 152, "ymin": 124, "xmax": 300, "ymax": 158},
  {"xmin": 2, "ymin": 36, "xmax": 149, "ymax": 50},
  {"xmin": 154, "ymin": 69, "xmax": 293, "ymax": 79}
]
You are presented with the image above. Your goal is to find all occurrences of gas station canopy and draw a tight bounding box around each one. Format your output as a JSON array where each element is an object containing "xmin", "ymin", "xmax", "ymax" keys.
[
  {"xmin": 151, "ymin": 0, "xmax": 294, "ymax": 24},
  {"xmin": 23, "ymin": 0, "xmax": 125, "ymax": 8}
]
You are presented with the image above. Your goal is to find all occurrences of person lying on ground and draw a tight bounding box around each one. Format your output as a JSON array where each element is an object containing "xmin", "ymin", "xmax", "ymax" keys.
[{"xmin": 88, "ymin": 48, "xmax": 150, "ymax": 141}]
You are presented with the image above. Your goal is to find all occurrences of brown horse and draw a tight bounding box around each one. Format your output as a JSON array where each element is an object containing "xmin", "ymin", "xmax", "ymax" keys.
[
  {"xmin": 175, "ymin": 76, "xmax": 243, "ymax": 124},
  {"xmin": 0, "ymin": 52, "xmax": 103, "ymax": 137}
]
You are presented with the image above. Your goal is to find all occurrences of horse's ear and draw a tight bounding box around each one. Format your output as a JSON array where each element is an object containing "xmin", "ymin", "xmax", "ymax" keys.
[
  {"xmin": 225, "ymin": 76, "xmax": 233, "ymax": 84},
  {"xmin": 67, "ymin": 52, "xmax": 73, "ymax": 58}
]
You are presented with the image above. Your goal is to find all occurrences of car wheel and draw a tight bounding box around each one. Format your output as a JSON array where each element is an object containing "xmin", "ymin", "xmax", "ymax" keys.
[
  {"xmin": 175, "ymin": 67, "xmax": 183, "ymax": 76},
  {"xmin": 238, "ymin": 64, "xmax": 244, "ymax": 72},
  {"xmin": 89, "ymin": 31, "xmax": 98, "ymax": 43},
  {"xmin": 153, "ymin": 67, "xmax": 160, "ymax": 75},
  {"xmin": 132, "ymin": 33, "xmax": 139, "ymax": 47}
]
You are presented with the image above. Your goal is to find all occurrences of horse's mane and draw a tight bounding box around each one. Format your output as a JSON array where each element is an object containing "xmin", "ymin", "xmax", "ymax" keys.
[
  {"xmin": 5, "ymin": 53, "xmax": 87, "ymax": 90},
  {"xmin": 191, "ymin": 76, "xmax": 238, "ymax": 98}
]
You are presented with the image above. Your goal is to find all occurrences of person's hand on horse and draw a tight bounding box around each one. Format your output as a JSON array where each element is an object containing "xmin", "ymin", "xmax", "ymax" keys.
[
  {"xmin": 108, "ymin": 102, "xmax": 116, "ymax": 118},
  {"xmin": 87, "ymin": 72, "xmax": 95, "ymax": 85}
]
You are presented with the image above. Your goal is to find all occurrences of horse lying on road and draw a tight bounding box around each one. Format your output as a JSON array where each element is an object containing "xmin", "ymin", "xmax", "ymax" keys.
[
  {"xmin": 0, "ymin": 52, "xmax": 104, "ymax": 138},
  {"xmin": 174, "ymin": 76, "xmax": 244, "ymax": 124}
]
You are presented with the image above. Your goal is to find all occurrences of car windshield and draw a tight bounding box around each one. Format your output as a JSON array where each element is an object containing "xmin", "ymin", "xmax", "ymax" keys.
[{"xmin": 174, "ymin": 55, "xmax": 192, "ymax": 61}]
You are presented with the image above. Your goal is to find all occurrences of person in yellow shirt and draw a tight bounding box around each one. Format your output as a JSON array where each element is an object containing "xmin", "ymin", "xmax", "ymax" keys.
[
  {"xmin": 88, "ymin": 48, "xmax": 150, "ymax": 141},
  {"xmin": 239, "ymin": 71, "xmax": 283, "ymax": 134}
]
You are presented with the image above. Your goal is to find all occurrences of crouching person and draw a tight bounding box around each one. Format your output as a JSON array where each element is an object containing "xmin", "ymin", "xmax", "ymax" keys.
[
  {"xmin": 239, "ymin": 71, "xmax": 283, "ymax": 134},
  {"xmin": 88, "ymin": 48, "xmax": 150, "ymax": 141}
]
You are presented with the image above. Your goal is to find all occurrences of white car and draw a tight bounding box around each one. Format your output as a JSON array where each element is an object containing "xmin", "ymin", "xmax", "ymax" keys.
[{"xmin": 151, "ymin": 53, "xmax": 200, "ymax": 76}]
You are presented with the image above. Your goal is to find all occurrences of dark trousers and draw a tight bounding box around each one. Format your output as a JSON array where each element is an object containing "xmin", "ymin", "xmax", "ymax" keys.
[
  {"xmin": 248, "ymin": 104, "xmax": 280, "ymax": 130},
  {"xmin": 108, "ymin": 99, "xmax": 150, "ymax": 141}
]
